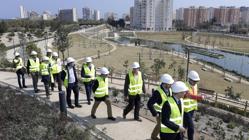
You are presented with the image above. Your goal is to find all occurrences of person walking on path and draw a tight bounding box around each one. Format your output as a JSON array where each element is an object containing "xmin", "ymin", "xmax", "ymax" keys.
[
  {"xmin": 61, "ymin": 57, "xmax": 82, "ymax": 109},
  {"xmin": 147, "ymin": 74, "xmax": 174, "ymax": 140},
  {"xmin": 51, "ymin": 52, "xmax": 62, "ymax": 92},
  {"xmin": 123, "ymin": 62, "xmax": 146, "ymax": 122},
  {"xmin": 81, "ymin": 57, "xmax": 95, "ymax": 105},
  {"xmin": 27, "ymin": 51, "xmax": 40, "ymax": 93},
  {"xmin": 160, "ymin": 81, "xmax": 188, "ymax": 140},
  {"xmin": 91, "ymin": 67, "xmax": 116, "ymax": 121},
  {"xmin": 13, "ymin": 52, "xmax": 27, "ymax": 89},
  {"xmin": 40, "ymin": 56, "xmax": 51, "ymax": 98}
]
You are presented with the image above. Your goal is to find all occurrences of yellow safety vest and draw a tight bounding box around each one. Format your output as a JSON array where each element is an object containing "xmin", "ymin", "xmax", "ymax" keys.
[
  {"xmin": 128, "ymin": 70, "xmax": 143, "ymax": 96},
  {"xmin": 183, "ymin": 82, "xmax": 198, "ymax": 112},
  {"xmin": 94, "ymin": 76, "xmax": 108, "ymax": 98},
  {"xmin": 40, "ymin": 62, "xmax": 49, "ymax": 76},
  {"xmin": 13, "ymin": 58, "xmax": 23, "ymax": 71},
  {"xmin": 51, "ymin": 58, "xmax": 62, "ymax": 74},
  {"xmin": 153, "ymin": 86, "xmax": 172, "ymax": 113},
  {"xmin": 29, "ymin": 58, "xmax": 40, "ymax": 72},
  {"xmin": 161, "ymin": 97, "xmax": 184, "ymax": 133},
  {"xmin": 63, "ymin": 69, "xmax": 69, "ymax": 88},
  {"xmin": 82, "ymin": 64, "xmax": 95, "ymax": 82}
]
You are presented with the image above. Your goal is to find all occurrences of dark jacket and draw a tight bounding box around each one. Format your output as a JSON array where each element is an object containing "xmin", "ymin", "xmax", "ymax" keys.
[
  {"xmin": 147, "ymin": 84, "xmax": 171, "ymax": 116},
  {"xmin": 161, "ymin": 97, "xmax": 182, "ymax": 132},
  {"xmin": 124, "ymin": 71, "xmax": 146, "ymax": 97},
  {"xmin": 61, "ymin": 66, "xmax": 78, "ymax": 84}
]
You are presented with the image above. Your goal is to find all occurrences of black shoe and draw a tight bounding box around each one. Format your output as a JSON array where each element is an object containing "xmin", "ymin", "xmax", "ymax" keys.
[
  {"xmin": 108, "ymin": 117, "xmax": 116, "ymax": 121},
  {"xmin": 91, "ymin": 114, "xmax": 96, "ymax": 119},
  {"xmin": 87, "ymin": 101, "xmax": 91, "ymax": 105},
  {"xmin": 134, "ymin": 118, "xmax": 142, "ymax": 122},
  {"xmin": 68, "ymin": 105, "xmax": 74, "ymax": 109},
  {"xmin": 122, "ymin": 112, "xmax": 126, "ymax": 119},
  {"xmin": 23, "ymin": 86, "xmax": 27, "ymax": 88},
  {"xmin": 19, "ymin": 86, "xmax": 23, "ymax": 89},
  {"xmin": 75, "ymin": 104, "xmax": 82, "ymax": 108},
  {"xmin": 90, "ymin": 98, "xmax": 93, "ymax": 101},
  {"xmin": 35, "ymin": 90, "xmax": 39, "ymax": 93}
]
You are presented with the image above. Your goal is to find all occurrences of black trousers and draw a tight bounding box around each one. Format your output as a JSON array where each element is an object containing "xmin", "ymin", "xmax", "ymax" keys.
[
  {"xmin": 123, "ymin": 94, "xmax": 141, "ymax": 119},
  {"xmin": 66, "ymin": 83, "xmax": 80, "ymax": 106},
  {"xmin": 184, "ymin": 110, "xmax": 195, "ymax": 140},
  {"xmin": 160, "ymin": 132, "xmax": 182, "ymax": 140},
  {"xmin": 51, "ymin": 72, "xmax": 62, "ymax": 91},
  {"xmin": 84, "ymin": 81, "xmax": 93, "ymax": 103},
  {"xmin": 16, "ymin": 69, "xmax": 25, "ymax": 88},
  {"xmin": 41, "ymin": 75, "xmax": 50, "ymax": 97},
  {"xmin": 31, "ymin": 72, "xmax": 39, "ymax": 91}
]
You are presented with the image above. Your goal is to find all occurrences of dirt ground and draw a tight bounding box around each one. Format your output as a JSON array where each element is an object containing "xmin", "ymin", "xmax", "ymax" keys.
[{"xmin": 0, "ymin": 86, "xmax": 97, "ymax": 140}]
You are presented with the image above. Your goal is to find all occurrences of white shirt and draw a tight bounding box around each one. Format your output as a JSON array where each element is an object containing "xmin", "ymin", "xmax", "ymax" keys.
[{"xmin": 68, "ymin": 67, "xmax": 75, "ymax": 83}]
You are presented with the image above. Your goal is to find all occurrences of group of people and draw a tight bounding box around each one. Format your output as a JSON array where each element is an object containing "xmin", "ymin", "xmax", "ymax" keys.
[{"xmin": 13, "ymin": 49, "xmax": 205, "ymax": 140}]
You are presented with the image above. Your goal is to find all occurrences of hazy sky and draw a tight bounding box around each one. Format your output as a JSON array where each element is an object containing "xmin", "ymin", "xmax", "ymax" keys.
[{"xmin": 0, "ymin": 0, "xmax": 248, "ymax": 19}]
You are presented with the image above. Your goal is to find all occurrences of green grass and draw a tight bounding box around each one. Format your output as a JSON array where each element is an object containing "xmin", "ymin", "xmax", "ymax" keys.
[{"xmin": 136, "ymin": 32, "xmax": 185, "ymax": 43}]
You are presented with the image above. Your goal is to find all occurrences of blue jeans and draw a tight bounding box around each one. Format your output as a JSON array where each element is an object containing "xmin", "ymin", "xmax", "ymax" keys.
[{"xmin": 184, "ymin": 110, "xmax": 195, "ymax": 140}]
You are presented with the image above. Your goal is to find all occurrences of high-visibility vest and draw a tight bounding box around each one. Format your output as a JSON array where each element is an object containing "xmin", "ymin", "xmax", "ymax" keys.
[
  {"xmin": 183, "ymin": 82, "xmax": 198, "ymax": 112},
  {"xmin": 161, "ymin": 97, "xmax": 184, "ymax": 134},
  {"xmin": 13, "ymin": 58, "xmax": 23, "ymax": 71},
  {"xmin": 63, "ymin": 69, "xmax": 69, "ymax": 88},
  {"xmin": 40, "ymin": 62, "xmax": 49, "ymax": 76},
  {"xmin": 128, "ymin": 70, "xmax": 143, "ymax": 96},
  {"xmin": 82, "ymin": 64, "xmax": 95, "ymax": 82},
  {"xmin": 29, "ymin": 58, "xmax": 40, "ymax": 72},
  {"xmin": 51, "ymin": 58, "xmax": 62, "ymax": 74},
  {"xmin": 153, "ymin": 86, "xmax": 172, "ymax": 113},
  {"xmin": 94, "ymin": 76, "xmax": 108, "ymax": 98}
]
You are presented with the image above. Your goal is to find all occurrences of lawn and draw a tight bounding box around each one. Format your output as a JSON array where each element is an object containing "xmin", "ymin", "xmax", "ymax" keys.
[
  {"xmin": 192, "ymin": 32, "xmax": 249, "ymax": 53},
  {"xmin": 136, "ymin": 32, "xmax": 185, "ymax": 43}
]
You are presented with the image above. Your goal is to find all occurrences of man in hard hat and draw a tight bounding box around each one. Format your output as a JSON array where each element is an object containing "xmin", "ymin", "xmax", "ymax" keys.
[
  {"xmin": 183, "ymin": 70, "xmax": 205, "ymax": 140},
  {"xmin": 46, "ymin": 49, "xmax": 53, "ymax": 62},
  {"xmin": 40, "ymin": 56, "xmax": 51, "ymax": 98},
  {"xmin": 81, "ymin": 57, "xmax": 95, "ymax": 105},
  {"xmin": 147, "ymin": 74, "xmax": 174, "ymax": 140},
  {"xmin": 91, "ymin": 67, "xmax": 116, "ymax": 121},
  {"xmin": 51, "ymin": 52, "xmax": 62, "ymax": 92},
  {"xmin": 61, "ymin": 57, "xmax": 82, "ymax": 109},
  {"xmin": 123, "ymin": 62, "xmax": 146, "ymax": 122},
  {"xmin": 27, "ymin": 51, "xmax": 40, "ymax": 93},
  {"xmin": 13, "ymin": 52, "xmax": 27, "ymax": 89},
  {"xmin": 160, "ymin": 81, "xmax": 188, "ymax": 140}
]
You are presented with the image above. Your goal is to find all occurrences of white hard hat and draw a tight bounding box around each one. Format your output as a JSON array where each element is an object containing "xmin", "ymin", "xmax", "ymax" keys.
[
  {"xmin": 31, "ymin": 51, "xmax": 37, "ymax": 55},
  {"xmin": 52, "ymin": 52, "xmax": 58, "ymax": 57},
  {"xmin": 15, "ymin": 52, "xmax": 20, "ymax": 57},
  {"xmin": 67, "ymin": 57, "xmax": 75, "ymax": 64},
  {"xmin": 188, "ymin": 70, "xmax": 200, "ymax": 81},
  {"xmin": 43, "ymin": 56, "xmax": 49, "ymax": 61},
  {"xmin": 131, "ymin": 62, "xmax": 140, "ymax": 69},
  {"xmin": 47, "ymin": 49, "xmax": 52, "ymax": 53},
  {"xmin": 100, "ymin": 67, "xmax": 109, "ymax": 75},
  {"xmin": 160, "ymin": 74, "xmax": 174, "ymax": 84},
  {"xmin": 171, "ymin": 81, "xmax": 189, "ymax": 93},
  {"xmin": 85, "ymin": 57, "xmax": 92, "ymax": 63}
]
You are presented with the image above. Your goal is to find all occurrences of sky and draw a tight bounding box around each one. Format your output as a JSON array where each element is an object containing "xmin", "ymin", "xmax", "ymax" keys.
[{"xmin": 0, "ymin": 0, "xmax": 248, "ymax": 19}]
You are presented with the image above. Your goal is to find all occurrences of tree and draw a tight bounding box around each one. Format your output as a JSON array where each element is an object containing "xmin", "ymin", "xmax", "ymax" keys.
[
  {"xmin": 0, "ymin": 21, "xmax": 8, "ymax": 35},
  {"xmin": 123, "ymin": 60, "xmax": 129, "ymax": 74},
  {"xmin": 26, "ymin": 43, "xmax": 42, "ymax": 59},
  {"xmin": 55, "ymin": 26, "xmax": 70, "ymax": 62},
  {"xmin": 151, "ymin": 59, "xmax": 166, "ymax": 80},
  {"xmin": 109, "ymin": 66, "xmax": 115, "ymax": 83},
  {"xmin": 177, "ymin": 65, "xmax": 185, "ymax": 80}
]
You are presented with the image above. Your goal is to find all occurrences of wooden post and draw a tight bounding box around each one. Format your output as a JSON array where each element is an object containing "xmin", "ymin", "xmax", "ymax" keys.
[
  {"xmin": 244, "ymin": 101, "xmax": 248, "ymax": 116},
  {"xmin": 215, "ymin": 92, "xmax": 218, "ymax": 107}
]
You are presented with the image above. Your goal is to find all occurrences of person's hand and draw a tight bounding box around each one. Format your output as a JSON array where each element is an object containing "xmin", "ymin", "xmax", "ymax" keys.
[{"xmin": 179, "ymin": 126, "xmax": 186, "ymax": 133}]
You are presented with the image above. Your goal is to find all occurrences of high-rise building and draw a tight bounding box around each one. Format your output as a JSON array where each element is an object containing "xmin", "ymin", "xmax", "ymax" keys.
[
  {"xmin": 104, "ymin": 12, "xmax": 118, "ymax": 21},
  {"xmin": 20, "ymin": 5, "xmax": 28, "ymax": 19},
  {"xmin": 214, "ymin": 6, "xmax": 240, "ymax": 26},
  {"xmin": 197, "ymin": 6, "xmax": 208, "ymax": 25},
  {"xmin": 130, "ymin": 7, "xmax": 134, "ymax": 27},
  {"xmin": 176, "ymin": 8, "xmax": 184, "ymax": 20},
  {"xmin": 93, "ymin": 10, "xmax": 100, "ymax": 21},
  {"xmin": 132, "ymin": 0, "xmax": 173, "ymax": 31},
  {"xmin": 184, "ymin": 6, "xmax": 198, "ymax": 28},
  {"xmin": 82, "ymin": 7, "xmax": 91, "ymax": 20},
  {"xmin": 207, "ymin": 7, "xmax": 215, "ymax": 21},
  {"xmin": 58, "ymin": 8, "xmax": 78, "ymax": 22},
  {"xmin": 240, "ymin": 7, "xmax": 249, "ymax": 25}
]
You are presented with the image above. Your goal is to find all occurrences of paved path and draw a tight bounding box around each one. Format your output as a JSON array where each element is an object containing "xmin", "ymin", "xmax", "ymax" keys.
[{"xmin": 0, "ymin": 71, "xmax": 155, "ymax": 140}]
